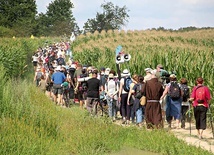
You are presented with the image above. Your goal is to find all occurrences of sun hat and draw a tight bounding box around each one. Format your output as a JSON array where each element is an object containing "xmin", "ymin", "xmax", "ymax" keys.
[
  {"xmin": 70, "ymin": 64, "xmax": 76, "ymax": 69},
  {"xmin": 121, "ymin": 69, "xmax": 130, "ymax": 77},
  {"xmin": 157, "ymin": 64, "xmax": 164, "ymax": 69},
  {"xmin": 145, "ymin": 68, "xmax": 152, "ymax": 72},
  {"xmin": 108, "ymin": 73, "xmax": 114, "ymax": 79},
  {"xmin": 104, "ymin": 67, "xmax": 111, "ymax": 75},
  {"xmin": 106, "ymin": 68, "xmax": 111, "ymax": 71},
  {"xmin": 151, "ymin": 69, "xmax": 157, "ymax": 75},
  {"xmin": 170, "ymin": 74, "xmax": 176, "ymax": 78},
  {"xmin": 55, "ymin": 66, "xmax": 61, "ymax": 71}
]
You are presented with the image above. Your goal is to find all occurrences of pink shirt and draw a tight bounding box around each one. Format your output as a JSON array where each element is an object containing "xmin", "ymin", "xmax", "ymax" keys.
[{"xmin": 190, "ymin": 85, "xmax": 211, "ymax": 108}]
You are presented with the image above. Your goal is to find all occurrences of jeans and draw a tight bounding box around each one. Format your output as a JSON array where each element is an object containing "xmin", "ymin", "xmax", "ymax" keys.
[
  {"xmin": 107, "ymin": 97, "xmax": 116, "ymax": 118},
  {"xmin": 136, "ymin": 106, "xmax": 145, "ymax": 124}
]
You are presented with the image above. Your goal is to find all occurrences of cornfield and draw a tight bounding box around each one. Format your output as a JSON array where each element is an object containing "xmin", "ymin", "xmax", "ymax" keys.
[{"xmin": 72, "ymin": 29, "xmax": 214, "ymax": 92}]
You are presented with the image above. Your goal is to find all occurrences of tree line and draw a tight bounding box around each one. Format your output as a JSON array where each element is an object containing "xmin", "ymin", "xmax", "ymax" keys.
[
  {"xmin": 0, "ymin": 0, "xmax": 213, "ymax": 37},
  {"xmin": 0, "ymin": 0, "xmax": 129, "ymax": 37}
]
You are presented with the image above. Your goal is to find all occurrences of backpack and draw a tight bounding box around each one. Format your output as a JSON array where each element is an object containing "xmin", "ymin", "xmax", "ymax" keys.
[
  {"xmin": 135, "ymin": 83, "xmax": 143, "ymax": 99},
  {"xmin": 180, "ymin": 84, "xmax": 190, "ymax": 102},
  {"xmin": 124, "ymin": 76, "xmax": 132, "ymax": 92},
  {"xmin": 36, "ymin": 72, "xmax": 42, "ymax": 80},
  {"xmin": 58, "ymin": 58, "xmax": 64, "ymax": 65},
  {"xmin": 100, "ymin": 74, "xmax": 108, "ymax": 88},
  {"xmin": 45, "ymin": 57, "xmax": 49, "ymax": 63},
  {"xmin": 169, "ymin": 81, "xmax": 181, "ymax": 100},
  {"xmin": 195, "ymin": 86, "xmax": 205, "ymax": 103},
  {"xmin": 79, "ymin": 73, "xmax": 88, "ymax": 91}
]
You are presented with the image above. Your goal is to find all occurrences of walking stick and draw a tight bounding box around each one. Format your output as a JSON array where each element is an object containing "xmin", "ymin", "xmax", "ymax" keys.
[
  {"xmin": 188, "ymin": 101, "xmax": 191, "ymax": 136},
  {"xmin": 208, "ymin": 108, "xmax": 214, "ymax": 138}
]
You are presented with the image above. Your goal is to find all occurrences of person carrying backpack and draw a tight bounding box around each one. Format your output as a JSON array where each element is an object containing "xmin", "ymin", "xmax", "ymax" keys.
[
  {"xmin": 57, "ymin": 54, "xmax": 66, "ymax": 66},
  {"xmin": 34, "ymin": 67, "xmax": 43, "ymax": 87},
  {"xmin": 180, "ymin": 78, "xmax": 190, "ymax": 128},
  {"xmin": 118, "ymin": 69, "xmax": 132, "ymax": 124},
  {"xmin": 105, "ymin": 73, "xmax": 118, "ymax": 121},
  {"xmin": 189, "ymin": 77, "xmax": 211, "ymax": 139},
  {"xmin": 127, "ymin": 74, "xmax": 138, "ymax": 125},
  {"xmin": 128, "ymin": 75, "xmax": 144, "ymax": 127},
  {"xmin": 160, "ymin": 74, "xmax": 182, "ymax": 129},
  {"xmin": 76, "ymin": 68, "xmax": 88, "ymax": 109}
]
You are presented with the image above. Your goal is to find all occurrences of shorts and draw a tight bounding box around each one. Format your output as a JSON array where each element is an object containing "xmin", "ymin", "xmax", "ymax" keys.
[
  {"xmin": 33, "ymin": 61, "xmax": 38, "ymax": 67},
  {"xmin": 46, "ymin": 83, "xmax": 53, "ymax": 91},
  {"xmin": 53, "ymin": 84, "xmax": 63, "ymax": 95},
  {"xmin": 86, "ymin": 97, "xmax": 99, "ymax": 112},
  {"xmin": 77, "ymin": 91, "xmax": 87, "ymax": 101}
]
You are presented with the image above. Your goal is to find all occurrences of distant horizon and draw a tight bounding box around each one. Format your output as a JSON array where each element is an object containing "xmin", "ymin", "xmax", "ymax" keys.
[{"xmin": 36, "ymin": 0, "xmax": 214, "ymax": 31}]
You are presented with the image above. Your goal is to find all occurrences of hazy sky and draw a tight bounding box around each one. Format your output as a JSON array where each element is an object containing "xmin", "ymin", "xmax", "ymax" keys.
[{"xmin": 36, "ymin": 0, "xmax": 214, "ymax": 30}]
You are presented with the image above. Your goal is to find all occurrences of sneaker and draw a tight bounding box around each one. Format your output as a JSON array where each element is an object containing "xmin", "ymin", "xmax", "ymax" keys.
[
  {"xmin": 121, "ymin": 119, "xmax": 126, "ymax": 124},
  {"xmin": 112, "ymin": 117, "xmax": 116, "ymax": 122}
]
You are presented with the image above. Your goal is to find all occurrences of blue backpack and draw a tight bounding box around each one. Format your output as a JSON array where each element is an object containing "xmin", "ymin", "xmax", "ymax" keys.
[{"xmin": 124, "ymin": 76, "xmax": 132, "ymax": 92}]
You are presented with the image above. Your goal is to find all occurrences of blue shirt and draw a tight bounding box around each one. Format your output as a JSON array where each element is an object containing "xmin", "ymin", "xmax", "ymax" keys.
[{"xmin": 52, "ymin": 71, "xmax": 66, "ymax": 84}]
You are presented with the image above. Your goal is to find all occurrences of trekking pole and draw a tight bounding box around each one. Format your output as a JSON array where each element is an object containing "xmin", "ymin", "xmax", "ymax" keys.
[
  {"xmin": 188, "ymin": 101, "xmax": 191, "ymax": 136},
  {"xmin": 208, "ymin": 108, "xmax": 214, "ymax": 138}
]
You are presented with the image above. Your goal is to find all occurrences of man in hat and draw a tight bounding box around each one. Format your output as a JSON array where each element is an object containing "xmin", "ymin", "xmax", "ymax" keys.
[{"xmin": 52, "ymin": 66, "xmax": 66, "ymax": 106}]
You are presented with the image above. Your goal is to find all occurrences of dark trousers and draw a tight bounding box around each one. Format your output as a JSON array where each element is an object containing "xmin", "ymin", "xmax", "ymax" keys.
[
  {"xmin": 194, "ymin": 106, "xmax": 208, "ymax": 130},
  {"xmin": 181, "ymin": 106, "xmax": 189, "ymax": 128},
  {"xmin": 120, "ymin": 94, "xmax": 128, "ymax": 118}
]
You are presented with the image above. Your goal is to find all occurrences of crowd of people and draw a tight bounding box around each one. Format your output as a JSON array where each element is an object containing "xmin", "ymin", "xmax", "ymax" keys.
[{"xmin": 32, "ymin": 42, "xmax": 212, "ymax": 139}]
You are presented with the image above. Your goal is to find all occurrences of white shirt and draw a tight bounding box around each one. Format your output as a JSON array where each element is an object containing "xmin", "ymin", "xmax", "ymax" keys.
[
  {"xmin": 120, "ymin": 78, "xmax": 128, "ymax": 94},
  {"xmin": 105, "ymin": 80, "xmax": 118, "ymax": 95},
  {"xmin": 32, "ymin": 55, "xmax": 38, "ymax": 62}
]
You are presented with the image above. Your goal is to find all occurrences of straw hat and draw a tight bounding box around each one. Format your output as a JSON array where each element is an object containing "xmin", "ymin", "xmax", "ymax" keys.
[{"xmin": 121, "ymin": 69, "xmax": 130, "ymax": 77}]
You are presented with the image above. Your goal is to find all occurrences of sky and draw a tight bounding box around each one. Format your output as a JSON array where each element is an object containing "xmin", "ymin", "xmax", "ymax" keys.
[{"xmin": 36, "ymin": 0, "xmax": 214, "ymax": 30}]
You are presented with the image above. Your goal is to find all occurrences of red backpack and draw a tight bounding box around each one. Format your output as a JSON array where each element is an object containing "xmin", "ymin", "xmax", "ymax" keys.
[{"xmin": 195, "ymin": 86, "xmax": 205, "ymax": 104}]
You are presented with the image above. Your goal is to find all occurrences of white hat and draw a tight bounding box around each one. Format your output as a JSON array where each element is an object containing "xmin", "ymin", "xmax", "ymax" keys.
[
  {"xmin": 170, "ymin": 74, "xmax": 176, "ymax": 78},
  {"xmin": 55, "ymin": 66, "xmax": 61, "ymax": 71},
  {"xmin": 145, "ymin": 68, "xmax": 152, "ymax": 72},
  {"xmin": 108, "ymin": 73, "xmax": 114, "ymax": 78},
  {"xmin": 121, "ymin": 69, "xmax": 130, "ymax": 77},
  {"xmin": 106, "ymin": 68, "xmax": 111, "ymax": 71},
  {"xmin": 151, "ymin": 69, "xmax": 157, "ymax": 75},
  {"xmin": 70, "ymin": 64, "xmax": 76, "ymax": 69},
  {"xmin": 104, "ymin": 67, "xmax": 111, "ymax": 75}
]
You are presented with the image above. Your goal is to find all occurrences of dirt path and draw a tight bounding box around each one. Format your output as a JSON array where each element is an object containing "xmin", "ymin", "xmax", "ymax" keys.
[
  {"xmin": 114, "ymin": 120, "xmax": 214, "ymax": 154},
  {"xmin": 167, "ymin": 121, "xmax": 214, "ymax": 154}
]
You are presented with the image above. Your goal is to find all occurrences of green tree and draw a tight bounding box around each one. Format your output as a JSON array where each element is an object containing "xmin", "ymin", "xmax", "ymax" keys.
[
  {"xmin": 0, "ymin": 0, "xmax": 37, "ymax": 36},
  {"xmin": 34, "ymin": 13, "xmax": 50, "ymax": 36},
  {"xmin": 44, "ymin": 0, "xmax": 80, "ymax": 36},
  {"xmin": 83, "ymin": 2, "xmax": 129, "ymax": 33}
]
